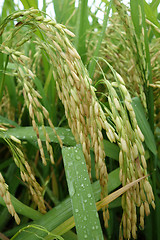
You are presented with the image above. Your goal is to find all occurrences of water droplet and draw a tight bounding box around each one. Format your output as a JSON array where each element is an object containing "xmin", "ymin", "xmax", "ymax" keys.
[
  {"xmin": 68, "ymin": 162, "xmax": 73, "ymax": 167},
  {"xmin": 84, "ymin": 178, "xmax": 87, "ymax": 180},
  {"xmin": 95, "ymin": 226, "xmax": 99, "ymax": 229},
  {"xmin": 84, "ymin": 199, "xmax": 87, "ymax": 203},
  {"xmin": 75, "ymin": 209, "xmax": 79, "ymax": 213},
  {"xmin": 92, "ymin": 226, "xmax": 95, "ymax": 230},
  {"xmin": 69, "ymin": 182, "xmax": 75, "ymax": 197},
  {"xmin": 82, "ymin": 162, "xmax": 84, "ymax": 165},
  {"xmin": 60, "ymin": 136, "xmax": 65, "ymax": 140},
  {"xmin": 76, "ymin": 155, "xmax": 81, "ymax": 160},
  {"xmin": 84, "ymin": 216, "xmax": 87, "ymax": 221},
  {"xmin": 87, "ymin": 193, "xmax": 91, "ymax": 198},
  {"xmin": 81, "ymin": 183, "xmax": 84, "ymax": 188},
  {"xmin": 84, "ymin": 234, "xmax": 87, "ymax": 238}
]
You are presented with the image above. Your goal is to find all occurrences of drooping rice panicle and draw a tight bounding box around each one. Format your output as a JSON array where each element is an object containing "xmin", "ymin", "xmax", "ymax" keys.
[
  {"xmin": 0, "ymin": 8, "xmax": 110, "ymax": 225},
  {"xmin": 0, "ymin": 172, "xmax": 20, "ymax": 225},
  {"xmin": 101, "ymin": 70, "xmax": 155, "ymax": 239}
]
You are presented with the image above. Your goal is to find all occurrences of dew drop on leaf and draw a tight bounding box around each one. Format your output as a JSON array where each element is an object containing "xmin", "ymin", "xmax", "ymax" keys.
[
  {"xmin": 59, "ymin": 135, "xmax": 65, "ymax": 140},
  {"xmin": 69, "ymin": 182, "xmax": 75, "ymax": 197},
  {"xmin": 76, "ymin": 155, "xmax": 81, "ymax": 160},
  {"xmin": 81, "ymin": 183, "xmax": 84, "ymax": 188}
]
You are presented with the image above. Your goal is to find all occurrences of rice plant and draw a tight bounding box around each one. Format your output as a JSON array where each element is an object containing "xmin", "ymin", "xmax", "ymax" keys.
[{"xmin": 0, "ymin": 0, "xmax": 159, "ymax": 239}]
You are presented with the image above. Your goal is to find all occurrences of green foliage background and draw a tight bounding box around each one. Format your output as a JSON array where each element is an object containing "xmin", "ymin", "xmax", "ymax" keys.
[{"xmin": 0, "ymin": 0, "xmax": 160, "ymax": 239}]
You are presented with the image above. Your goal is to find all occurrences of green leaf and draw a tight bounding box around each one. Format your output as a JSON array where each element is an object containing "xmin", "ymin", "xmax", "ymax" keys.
[
  {"xmin": 5, "ymin": 76, "xmax": 17, "ymax": 108},
  {"xmin": 150, "ymin": 0, "xmax": 160, "ymax": 12},
  {"xmin": 9, "ymin": 167, "xmax": 121, "ymax": 239},
  {"xmin": 52, "ymin": 0, "xmax": 75, "ymax": 25},
  {"xmin": 103, "ymin": 140, "xmax": 119, "ymax": 161},
  {"xmin": 0, "ymin": 194, "xmax": 42, "ymax": 221},
  {"xmin": 143, "ymin": 0, "xmax": 160, "ymax": 38},
  {"xmin": 131, "ymin": 97, "xmax": 157, "ymax": 155},
  {"xmin": 32, "ymin": 76, "xmax": 52, "ymax": 116},
  {"xmin": 0, "ymin": 115, "xmax": 19, "ymax": 127},
  {"xmin": 75, "ymin": 0, "xmax": 88, "ymax": 63},
  {"xmin": 130, "ymin": 0, "xmax": 141, "ymax": 38},
  {"xmin": 20, "ymin": 0, "xmax": 38, "ymax": 9},
  {"xmin": 2, "ymin": 126, "xmax": 76, "ymax": 146},
  {"xmin": 62, "ymin": 145, "xmax": 104, "ymax": 240},
  {"xmin": 108, "ymin": 168, "xmax": 121, "ymax": 193},
  {"xmin": 144, "ymin": 0, "xmax": 160, "ymax": 28},
  {"xmin": 88, "ymin": 0, "xmax": 113, "ymax": 78},
  {"xmin": 62, "ymin": 231, "xmax": 77, "ymax": 240},
  {"xmin": 1, "ymin": 126, "xmax": 119, "ymax": 160}
]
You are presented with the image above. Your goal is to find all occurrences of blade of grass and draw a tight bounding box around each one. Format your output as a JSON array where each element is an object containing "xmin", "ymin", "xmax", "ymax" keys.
[
  {"xmin": 20, "ymin": 0, "xmax": 38, "ymax": 9},
  {"xmin": 10, "ymin": 225, "xmax": 63, "ymax": 240},
  {"xmin": 62, "ymin": 231, "xmax": 77, "ymax": 240},
  {"xmin": 5, "ymin": 75, "xmax": 17, "ymax": 108},
  {"xmin": 2, "ymin": 126, "xmax": 120, "ymax": 160},
  {"xmin": 144, "ymin": 1, "xmax": 160, "ymax": 28},
  {"xmin": 0, "ymin": 194, "xmax": 42, "ymax": 221},
  {"xmin": 52, "ymin": 175, "xmax": 147, "ymax": 236},
  {"xmin": 0, "ymin": 115, "xmax": 19, "ymax": 127},
  {"xmin": 52, "ymin": 0, "xmax": 61, "ymax": 23},
  {"xmin": 131, "ymin": 97, "xmax": 157, "ymax": 155},
  {"xmin": 88, "ymin": 0, "xmax": 113, "ymax": 79},
  {"xmin": 51, "ymin": 168, "xmax": 121, "ymax": 237},
  {"xmin": 32, "ymin": 76, "xmax": 52, "ymax": 116},
  {"xmin": 44, "ymin": 67, "xmax": 57, "ymax": 124},
  {"xmin": 75, "ymin": 0, "xmax": 88, "ymax": 63},
  {"xmin": 150, "ymin": 0, "xmax": 160, "ymax": 12},
  {"xmin": 62, "ymin": 145, "xmax": 104, "ymax": 240},
  {"xmin": 52, "ymin": 0, "xmax": 75, "ymax": 25},
  {"xmin": 0, "ymin": 55, "xmax": 9, "ymax": 102},
  {"xmin": 9, "ymin": 167, "xmax": 121, "ymax": 240}
]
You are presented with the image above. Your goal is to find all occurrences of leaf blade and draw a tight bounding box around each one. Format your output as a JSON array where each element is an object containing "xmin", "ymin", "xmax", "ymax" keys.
[
  {"xmin": 62, "ymin": 145, "xmax": 104, "ymax": 240},
  {"xmin": 131, "ymin": 97, "xmax": 157, "ymax": 155}
]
